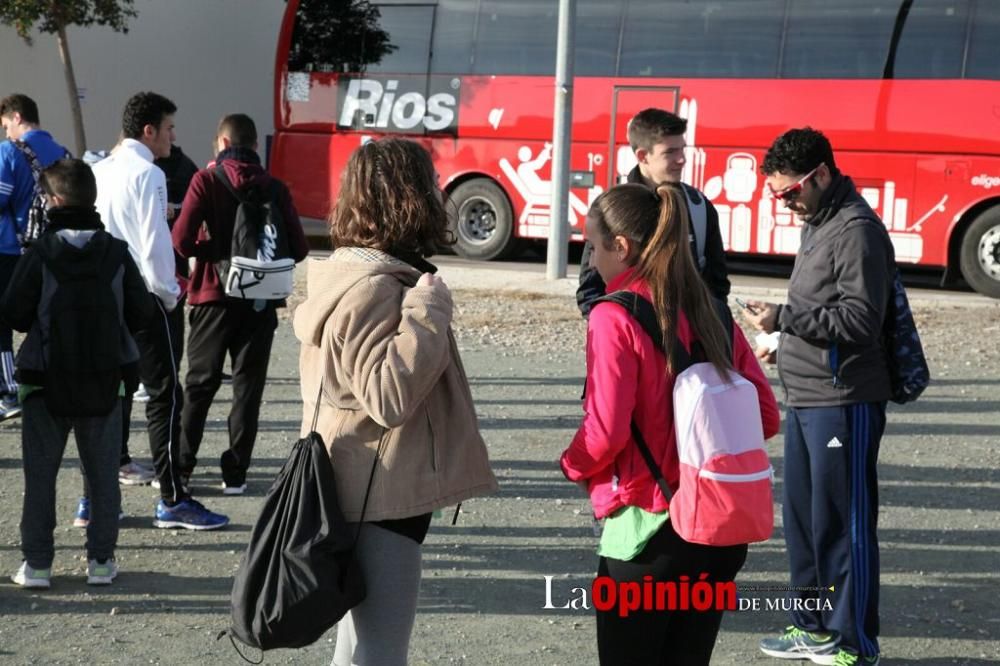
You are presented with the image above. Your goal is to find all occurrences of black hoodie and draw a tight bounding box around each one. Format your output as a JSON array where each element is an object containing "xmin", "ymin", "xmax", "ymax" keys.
[{"xmin": 0, "ymin": 206, "xmax": 153, "ymax": 387}]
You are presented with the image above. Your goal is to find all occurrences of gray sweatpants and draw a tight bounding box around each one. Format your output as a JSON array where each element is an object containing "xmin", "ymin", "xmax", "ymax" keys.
[
  {"xmin": 333, "ymin": 523, "xmax": 423, "ymax": 666},
  {"xmin": 20, "ymin": 393, "xmax": 121, "ymax": 568}
]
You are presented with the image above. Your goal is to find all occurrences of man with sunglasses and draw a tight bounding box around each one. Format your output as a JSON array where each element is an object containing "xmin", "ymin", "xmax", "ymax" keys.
[{"xmin": 744, "ymin": 128, "xmax": 893, "ymax": 666}]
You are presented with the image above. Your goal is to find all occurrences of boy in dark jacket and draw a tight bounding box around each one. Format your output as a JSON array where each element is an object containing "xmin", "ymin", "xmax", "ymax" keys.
[
  {"xmin": 0, "ymin": 159, "xmax": 152, "ymax": 588},
  {"xmin": 577, "ymin": 108, "xmax": 729, "ymax": 316}
]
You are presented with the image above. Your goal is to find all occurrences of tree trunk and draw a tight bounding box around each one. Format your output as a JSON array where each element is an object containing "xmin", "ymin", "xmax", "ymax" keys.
[{"xmin": 55, "ymin": 24, "xmax": 87, "ymax": 156}]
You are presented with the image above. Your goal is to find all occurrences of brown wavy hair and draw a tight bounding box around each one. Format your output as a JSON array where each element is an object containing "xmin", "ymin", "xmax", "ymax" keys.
[
  {"xmin": 329, "ymin": 138, "xmax": 453, "ymax": 256},
  {"xmin": 588, "ymin": 183, "xmax": 732, "ymax": 377}
]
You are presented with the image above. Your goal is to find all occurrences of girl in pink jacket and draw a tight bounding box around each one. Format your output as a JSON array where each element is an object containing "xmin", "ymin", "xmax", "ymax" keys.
[{"xmin": 560, "ymin": 183, "xmax": 780, "ymax": 665}]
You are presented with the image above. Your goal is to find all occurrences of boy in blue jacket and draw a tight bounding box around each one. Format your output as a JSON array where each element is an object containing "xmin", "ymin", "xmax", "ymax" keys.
[{"xmin": 0, "ymin": 94, "xmax": 70, "ymax": 420}]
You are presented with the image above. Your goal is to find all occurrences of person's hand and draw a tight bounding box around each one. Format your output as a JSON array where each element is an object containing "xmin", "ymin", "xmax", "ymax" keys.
[
  {"xmin": 755, "ymin": 347, "xmax": 776, "ymax": 364},
  {"xmin": 417, "ymin": 272, "xmax": 443, "ymax": 287},
  {"xmin": 417, "ymin": 272, "xmax": 450, "ymax": 297},
  {"xmin": 744, "ymin": 300, "xmax": 779, "ymax": 333}
]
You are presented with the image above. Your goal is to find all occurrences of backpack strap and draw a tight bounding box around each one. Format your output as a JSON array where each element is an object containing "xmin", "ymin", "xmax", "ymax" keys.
[
  {"xmin": 682, "ymin": 185, "xmax": 708, "ymax": 270},
  {"xmin": 629, "ymin": 421, "xmax": 673, "ymax": 502},
  {"xmin": 214, "ymin": 164, "xmax": 248, "ymax": 204},
  {"xmin": 595, "ymin": 291, "xmax": 662, "ymax": 348},
  {"xmin": 12, "ymin": 140, "xmax": 44, "ymax": 187}
]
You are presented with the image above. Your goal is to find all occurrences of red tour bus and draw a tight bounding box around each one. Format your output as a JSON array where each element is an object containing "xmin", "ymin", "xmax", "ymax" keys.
[{"xmin": 271, "ymin": 0, "xmax": 1000, "ymax": 297}]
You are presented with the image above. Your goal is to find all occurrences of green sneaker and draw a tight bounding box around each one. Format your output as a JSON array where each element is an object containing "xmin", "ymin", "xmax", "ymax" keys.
[
  {"xmin": 759, "ymin": 625, "xmax": 839, "ymax": 663},
  {"xmin": 86, "ymin": 558, "xmax": 118, "ymax": 586},
  {"xmin": 832, "ymin": 648, "xmax": 880, "ymax": 666}
]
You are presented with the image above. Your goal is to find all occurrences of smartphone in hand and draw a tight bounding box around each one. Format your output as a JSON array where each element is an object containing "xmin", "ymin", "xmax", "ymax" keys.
[{"xmin": 734, "ymin": 297, "xmax": 759, "ymax": 315}]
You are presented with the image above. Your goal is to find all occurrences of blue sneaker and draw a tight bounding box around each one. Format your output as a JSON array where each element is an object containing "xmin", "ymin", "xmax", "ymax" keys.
[
  {"xmin": 153, "ymin": 498, "xmax": 229, "ymax": 531},
  {"xmin": 760, "ymin": 625, "xmax": 839, "ymax": 664},
  {"xmin": 0, "ymin": 395, "xmax": 21, "ymax": 422},
  {"xmin": 74, "ymin": 497, "xmax": 90, "ymax": 528},
  {"xmin": 73, "ymin": 497, "xmax": 127, "ymax": 528}
]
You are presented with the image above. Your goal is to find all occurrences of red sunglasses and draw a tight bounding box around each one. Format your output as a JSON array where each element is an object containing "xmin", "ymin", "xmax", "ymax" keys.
[{"xmin": 768, "ymin": 163, "xmax": 823, "ymax": 201}]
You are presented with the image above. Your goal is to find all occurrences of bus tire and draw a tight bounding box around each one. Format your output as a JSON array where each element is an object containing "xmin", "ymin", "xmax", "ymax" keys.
[
  {"xmin": 448, "ymin": 179, "xmax": 516, "ymax": 260},
  {"xmin": 959, "ymin": 206, "xmax": 1000, "ymax": 298}
]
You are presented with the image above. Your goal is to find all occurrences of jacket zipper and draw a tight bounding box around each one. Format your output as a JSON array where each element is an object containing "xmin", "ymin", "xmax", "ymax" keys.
[
  {"xmin": 777, "ymin": 332, "xmax": 789, "ymax": 402},
  {"xmin": 425, "ymin": 408, "xmax": 437, "ymax": 471}
]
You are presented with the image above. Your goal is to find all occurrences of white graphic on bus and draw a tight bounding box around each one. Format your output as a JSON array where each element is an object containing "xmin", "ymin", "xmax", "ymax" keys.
[
  {"xmin": 672, "ymin": 95, "xmax": 939, "ymax": 263},
  {"xmin": 499, "ymin": 144, "xmax": 602, "ymax": 238}
]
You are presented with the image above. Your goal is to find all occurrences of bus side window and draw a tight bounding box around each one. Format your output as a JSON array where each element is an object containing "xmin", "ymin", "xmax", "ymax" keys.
[
  {"xmin": 894, "ymin": 0, "xmax": 968, "ymax": 79},
  {"xmin": 472, "ymin": 0, "xmax": 559, "ymax": 76},
  {"xmin": 430, "ymin": 0, "xmax": 476, "ymax": 74},
  {"xmin": 619, "ymin": 0, "xmax": 782, "ymax": 79},
  {"xmin": 366, "ymin": 5, "xmax": 434, "ymax": 75},
  {"xmin": 287, "ymin": 0, "xmax": 432, "ymax": 75},
  {"xmin": 966, "ymin": 1, "xmax": 1000, "ymax": 80},
  {"xmin": 781, "ymin": 0, "xmax": 896, "ymax": 79}
]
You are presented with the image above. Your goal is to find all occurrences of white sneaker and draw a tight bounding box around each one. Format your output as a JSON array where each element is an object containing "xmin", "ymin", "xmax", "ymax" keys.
[
  {"xmin": 152, "ymin": 472, "xmax": 190, "ymax": 493},
  {"xmin": 222, "ymin": 481, "xmax": 247, "ymax": 495},
  {"xmin": 132, "ymin": 384, "xmax": 150, "ymax": 403},
  {"xmin": 86, "ymin": 559, "xmax": 118, "ymax": 585},
  {"xmin": 119, "ymin": 460, "xmax": 155, "ymax": 485},
  {"xmin": 11, "ymin": 561, "xmax": 51, "ymax": 589}
]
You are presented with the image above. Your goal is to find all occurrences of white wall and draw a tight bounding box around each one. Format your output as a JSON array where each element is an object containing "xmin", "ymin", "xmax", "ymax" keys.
[{"xmin": 0, "ymin": 0, "xmax": 286, "ymax": 166}]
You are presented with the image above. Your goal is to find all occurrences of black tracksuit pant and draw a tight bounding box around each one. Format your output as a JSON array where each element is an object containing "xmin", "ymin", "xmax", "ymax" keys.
[
  {"xmin": 132, "ymin": 298, "xmax": 187, "ymax": 503},
  {"xmin": 179, "ymin": 300, "xmax": 277, "ymax": 485},
  {"xmin": 595, "ymin": 520, "xmax": 747, "ymax": 665}
]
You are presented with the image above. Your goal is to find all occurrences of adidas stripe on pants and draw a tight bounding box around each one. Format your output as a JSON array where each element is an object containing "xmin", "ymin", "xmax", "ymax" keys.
[
  {"xmin": 0, "ymin": 254, "xmax": 20, "ymax": 397},
  {"xmin": 782, "ymin": 402, "xmax": 886, "ymax": 659}
]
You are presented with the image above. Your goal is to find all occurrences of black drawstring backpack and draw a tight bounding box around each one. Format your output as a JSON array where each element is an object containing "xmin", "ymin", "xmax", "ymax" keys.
[{"xmin": 222, "ymin": 383, "xmax": 383, "ymax": 661}]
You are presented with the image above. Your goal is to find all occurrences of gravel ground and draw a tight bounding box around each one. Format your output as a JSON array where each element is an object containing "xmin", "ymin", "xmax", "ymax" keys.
[{"xmin": 0, "ymin": 260, "xmax": 997, "ymax": 665}]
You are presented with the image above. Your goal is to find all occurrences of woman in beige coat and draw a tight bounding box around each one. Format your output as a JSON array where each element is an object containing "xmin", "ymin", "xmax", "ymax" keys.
[{"xmin": 293, "ymin": 138, "xmax": 497, "ymax": 666}]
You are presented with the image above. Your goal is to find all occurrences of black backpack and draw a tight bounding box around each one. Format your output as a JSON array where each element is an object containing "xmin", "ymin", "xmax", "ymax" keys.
[
  {"xmin": 213, "ymin": 165, "xmax": 290, "ymax": 293},
  {"xmin": 12, "ymin": 140, "xmax": 70, "ymax": 250},
  {"xmin": 37, "ymin": 234, "xmax": 126, "ymax": 417},
  {"xmin": 225, "ymin": 389, "xmax": 381, "ymax": 658}
]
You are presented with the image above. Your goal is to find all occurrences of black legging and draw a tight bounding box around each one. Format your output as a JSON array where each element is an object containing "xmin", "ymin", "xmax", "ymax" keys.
[{"xmin": 596, "ymin": 519, "xmax": 748, "ymax": 666}]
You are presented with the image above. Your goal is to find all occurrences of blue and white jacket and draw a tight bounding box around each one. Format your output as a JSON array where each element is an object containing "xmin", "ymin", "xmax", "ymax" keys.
[{"xmin": 0, "ymin": 129, "xmax": 70, "ymax": 255}]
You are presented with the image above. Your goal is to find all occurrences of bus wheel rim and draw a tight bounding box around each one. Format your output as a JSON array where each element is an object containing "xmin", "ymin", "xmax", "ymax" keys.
[
  {"xmin": 459, "ymin": 197, "xmax": 497, "ymax": 244},
  {"xmin": 977, "ymin": 224, "xmax": 1000, "ymax": 280}
]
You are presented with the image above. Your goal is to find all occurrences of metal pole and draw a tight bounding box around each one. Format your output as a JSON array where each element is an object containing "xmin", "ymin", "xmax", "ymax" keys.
[{"xmin": 547, "ymin": 0, "xmax": 575, "ymax": 280}]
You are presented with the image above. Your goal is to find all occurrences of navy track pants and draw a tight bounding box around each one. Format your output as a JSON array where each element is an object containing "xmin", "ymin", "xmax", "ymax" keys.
[{"xmin": 782, "ymin": 402, "xmax": 886, "ymax": 658}]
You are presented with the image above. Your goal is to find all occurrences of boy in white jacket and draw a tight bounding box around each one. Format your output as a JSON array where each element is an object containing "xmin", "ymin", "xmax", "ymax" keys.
[{"xmin": 93, "ymin": 92, "xmax": 227, "ymax": 531}]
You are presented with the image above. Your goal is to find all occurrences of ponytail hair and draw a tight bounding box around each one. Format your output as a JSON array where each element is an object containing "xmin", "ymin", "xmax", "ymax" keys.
[{"xmin": 588, "ymin": 183, "xmax": 732, "ymax": 377}]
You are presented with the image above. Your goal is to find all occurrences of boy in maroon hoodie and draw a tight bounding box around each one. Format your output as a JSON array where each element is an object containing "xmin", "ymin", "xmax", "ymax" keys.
[{"xmin": 172, "ymin": 114, "xmax": 308, "ymax": 493}]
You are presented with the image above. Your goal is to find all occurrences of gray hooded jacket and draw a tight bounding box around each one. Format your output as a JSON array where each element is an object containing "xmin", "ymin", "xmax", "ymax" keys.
[{"xmin": 776, "ymin": 173, "xmax": 895, "ymax": 407}]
